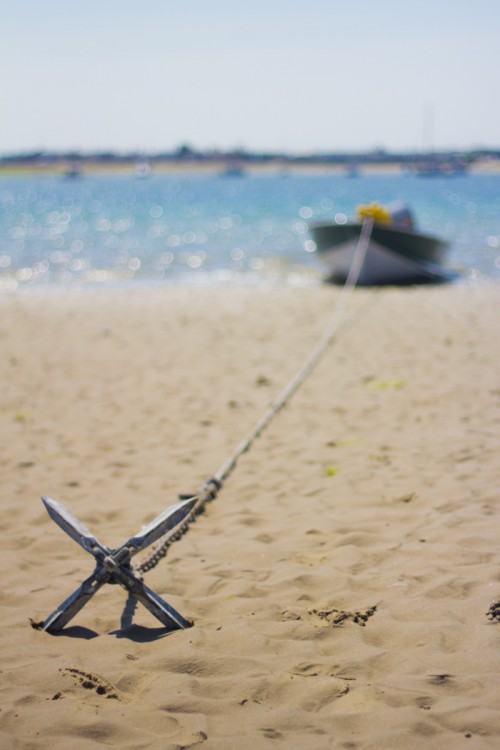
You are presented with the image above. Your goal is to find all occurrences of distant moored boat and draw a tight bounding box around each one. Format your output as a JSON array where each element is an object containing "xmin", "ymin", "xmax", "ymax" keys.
[{"xmin": 310, "ymin": 203, "xmax": 454, "ymax": 286}]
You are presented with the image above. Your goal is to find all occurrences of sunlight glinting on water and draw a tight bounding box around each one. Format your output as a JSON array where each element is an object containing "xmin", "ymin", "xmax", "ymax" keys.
[{"xmin": 0, "ymin": 172, "xmax": 499, "ymax": 289}]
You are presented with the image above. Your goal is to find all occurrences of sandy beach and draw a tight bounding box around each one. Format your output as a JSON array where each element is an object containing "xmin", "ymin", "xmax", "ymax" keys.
[{"xmin": 1, "ymin": 282, "xmax": 499, "ymax": 749}]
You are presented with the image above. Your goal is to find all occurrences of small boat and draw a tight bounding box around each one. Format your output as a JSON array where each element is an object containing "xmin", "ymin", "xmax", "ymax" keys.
[
  {"xmin": 345, "ymin": 163, "xmax": 360, "ymax": 178},
  {"xmin": 411, "ymin": 160, "xmax": 468, "ymax": 177},
  {"xmin": 64, "ymin": 162, "xmax": 83, "ymax": 179},
  {"xmin": 310, "ymin": 203, "xmax": 454, "ymax": 286},
  {"xmin": 135, "ymin": 160, "xmax": 152, "ymax": 178},
  {"xmin": 219, "ymin": 162, "xmax": 246, "ymax": 178}
]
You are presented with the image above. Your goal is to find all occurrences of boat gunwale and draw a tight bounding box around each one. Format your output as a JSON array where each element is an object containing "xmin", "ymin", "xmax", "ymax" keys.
[{"xmin": 310, "ymin": 221, "xmax": 449, "ymax": 265}]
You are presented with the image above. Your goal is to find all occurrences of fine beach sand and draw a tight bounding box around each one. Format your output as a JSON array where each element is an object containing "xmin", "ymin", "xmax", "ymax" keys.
[{"xmin": 1, "ymin": 282, "xmax": 499, "ymax": 749}]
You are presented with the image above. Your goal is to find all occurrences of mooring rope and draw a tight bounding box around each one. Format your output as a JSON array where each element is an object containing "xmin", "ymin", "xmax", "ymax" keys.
[{"xmin": 135, "ymin": 218, "xmax": 374, "ymax": 574}]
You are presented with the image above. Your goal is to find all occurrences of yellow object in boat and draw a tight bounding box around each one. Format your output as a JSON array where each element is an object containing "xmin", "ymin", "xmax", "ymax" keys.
[{"xmin": 357, "ymin": 203, "xmax": 392, "ymax": 224}]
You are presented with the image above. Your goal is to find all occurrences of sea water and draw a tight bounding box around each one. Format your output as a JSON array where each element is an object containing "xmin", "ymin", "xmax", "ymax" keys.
[{"xmin": 0, "ymin": 171, "xmax": 499, "ymax": 290}]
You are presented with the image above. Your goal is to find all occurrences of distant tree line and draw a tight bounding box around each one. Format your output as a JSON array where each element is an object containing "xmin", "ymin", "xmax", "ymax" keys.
[{"xmin": 1, "ymin": 145, "xmax": 499, "ymax": 167}]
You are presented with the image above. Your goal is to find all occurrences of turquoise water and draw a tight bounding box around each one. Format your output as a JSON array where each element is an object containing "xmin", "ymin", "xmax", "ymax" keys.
[{"xmin": 0, "ymin": 172, "xmax": 499, "ymax": 290}]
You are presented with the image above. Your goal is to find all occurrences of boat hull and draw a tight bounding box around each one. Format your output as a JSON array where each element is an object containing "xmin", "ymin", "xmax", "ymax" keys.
[{"xmin": 311, "ymin": 222, "xmax": 451, "ymax": 286}]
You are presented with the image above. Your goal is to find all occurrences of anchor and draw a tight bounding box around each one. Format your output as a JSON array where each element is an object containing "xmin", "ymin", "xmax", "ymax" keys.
[{"xmin": 41, "ymin": 494, "xmax": 197, "ymax": 633}]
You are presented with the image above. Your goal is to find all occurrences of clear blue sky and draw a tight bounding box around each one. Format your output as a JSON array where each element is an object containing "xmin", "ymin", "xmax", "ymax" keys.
[{"xmin": 1, "ymin": 0, "xmax": 499, "ymax": 154}]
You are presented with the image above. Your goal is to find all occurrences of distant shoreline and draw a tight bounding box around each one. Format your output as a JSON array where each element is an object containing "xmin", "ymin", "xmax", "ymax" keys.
[{"xmin": 1, "ymin": 157, "xmax": 499, "ymax": 177}]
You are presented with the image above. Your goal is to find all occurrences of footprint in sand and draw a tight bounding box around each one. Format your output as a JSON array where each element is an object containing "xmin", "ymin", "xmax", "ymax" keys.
[
  {"xmin": 61, "ymin": 668, "xmax": 120, "ymax": 700},
  {"xmin": 308, "ymin": 605, "xmax": 378, "ymax": 627}
]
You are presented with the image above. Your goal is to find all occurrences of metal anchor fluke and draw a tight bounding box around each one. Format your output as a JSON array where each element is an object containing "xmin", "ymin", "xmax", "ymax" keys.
[{"xmin": 41, "ymin": 495, "xmax": 197, "ymax": 633}]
